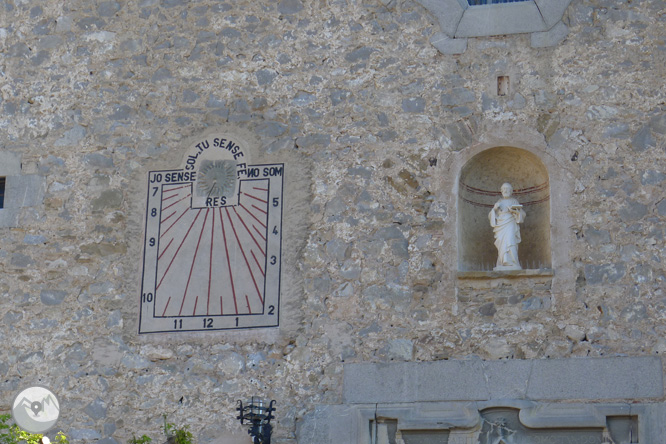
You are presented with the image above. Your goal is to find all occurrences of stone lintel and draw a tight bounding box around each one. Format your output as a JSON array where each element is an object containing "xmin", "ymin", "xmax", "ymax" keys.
[{"xmin": 343, "ymin": 357, "xmax": 664, "ymax": 404}]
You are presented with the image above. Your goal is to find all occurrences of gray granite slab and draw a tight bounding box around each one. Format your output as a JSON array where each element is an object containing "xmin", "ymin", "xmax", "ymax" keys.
[{"xmin": 344, "ymin": 357, "xmax": 664, "ymax": 404}]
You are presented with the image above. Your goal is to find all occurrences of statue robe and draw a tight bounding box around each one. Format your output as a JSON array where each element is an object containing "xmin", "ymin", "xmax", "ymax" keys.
[{"xmin": 489, "ymin": 198, "xmax": 525, "ymax": 270}]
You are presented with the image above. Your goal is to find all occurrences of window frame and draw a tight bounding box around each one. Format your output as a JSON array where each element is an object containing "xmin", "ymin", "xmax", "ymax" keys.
[
  {"xmin": 468, "ymin": 0, "xmax": 531, "ymax": 5},
  {"xmin": 417, "ymin": 0, "xmax": 572, "ymax": 44}
]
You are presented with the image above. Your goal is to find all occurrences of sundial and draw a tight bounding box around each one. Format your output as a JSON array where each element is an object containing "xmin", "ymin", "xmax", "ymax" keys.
[{"xmin": 139, "ymin": 133, "xmax": 284, "ymax": 333}]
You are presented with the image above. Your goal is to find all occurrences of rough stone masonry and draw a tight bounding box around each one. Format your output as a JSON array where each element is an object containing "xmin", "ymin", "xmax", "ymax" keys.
[{"xmin": 0, "ymin": 0, "xmax": 665, "ymax": 442}]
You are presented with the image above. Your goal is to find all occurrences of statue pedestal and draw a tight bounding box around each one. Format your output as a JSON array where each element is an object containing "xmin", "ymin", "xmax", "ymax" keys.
[
  {"xmin": 494, "ymin": 265, "xmax": 522, "ymax": 271},
  {"xmin": 457, "ymin": 268, "xmax": 554, "ymax": 279}
]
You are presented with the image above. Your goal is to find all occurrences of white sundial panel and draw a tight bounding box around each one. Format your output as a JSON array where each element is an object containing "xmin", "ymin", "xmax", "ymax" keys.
[{"xmin": 139, "ymin": 134, "xmax": 284, "ymax": 333}]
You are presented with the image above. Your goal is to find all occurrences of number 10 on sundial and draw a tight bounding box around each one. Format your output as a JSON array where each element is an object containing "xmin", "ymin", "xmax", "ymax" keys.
[{"xmin": 139, "ymin": 137, "xmax": 284, "ymax": 333}]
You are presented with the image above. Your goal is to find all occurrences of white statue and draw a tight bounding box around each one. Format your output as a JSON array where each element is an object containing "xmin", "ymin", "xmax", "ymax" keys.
[{"xmin": 489, "ymin": 183, "xmax": 525, "ymax": 271}]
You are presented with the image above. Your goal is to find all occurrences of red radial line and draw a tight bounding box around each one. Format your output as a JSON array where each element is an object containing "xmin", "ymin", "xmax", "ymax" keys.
[
  {"xmin": 240, "ymin": 203, "xmax": 267, "ymax": 228},
  {"xmin": 252, "ymin": 204, "xmax": 267, "ymax": 215},
  {"xmin": 161, "ymin": 209, "xmax": 178, "ymax": 224},
  {"xmin": 243, "ymin": 192, "xmax": 268, "ymax": 204},
  {"xmin": 162, "ymin": 193, "xmax": 179, "ymax": 202},
  {"xmin": 253, "ymin": 187, "xmax": 268, "ymax": 191},
  {"xmin": 232, "ymin": 207, "xmax": 265, "ymax": 256},
  {"xmin": 253, "ymin": 225, "xmax": 266, "ymax": 241},
  {"xmin": 165, "ymin": 184, "xmax": 189, "ymax": 192},
  {"xmin": 245, "ymin": 294, "xmax": 252, "ymax": 314},
  {"xmin": 156, "ymin": 209, "xmax": 203, "ymax": 291},
  {"xmin": 192, "ymin": 296, "xmax": 199, "ymax": 316},
  {"xmin": 162, "ymin": 188, "xmax": 187, "ymax": 200},
  {"xmin": 162, "ymin": 207, "xmax": 191, "ymax": 237},
  {"xmin": 207, "ymin": 209, "xmax": 215, "ymax": 316},
  {"xmin": 163, "ymin": 193, "xmax": 191, "ymax": 211},
  {"xmin": 161, "ymin": 296, "xmax": 172, "ymax": 317},
  {"xmin": 179, "ymin": 209, "xmax": 211, "ymax": 316},
  {"xmin": 225, "ymin": 207, "xmax": 264, "ymax": 305},
  {"xmin": 251, "ymin": 250, "xmax": 265, "ymax": 276},
  {"xmin": 218, "ymin": 208, "xmax": 239, "ymax": 315},
  {"xmin": 158, "ymin": 238, "xmax": 175, "ymax": 260}
]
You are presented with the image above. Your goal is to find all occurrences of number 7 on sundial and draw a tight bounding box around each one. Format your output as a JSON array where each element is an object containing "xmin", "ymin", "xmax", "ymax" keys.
[{"xmin": 139, "ymin": 135, "xmax": 284, "ymax": 333}]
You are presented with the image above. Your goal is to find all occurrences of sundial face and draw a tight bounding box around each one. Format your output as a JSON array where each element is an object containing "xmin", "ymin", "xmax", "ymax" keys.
[{"xmin": 139, "ymin": 134, "xmax": 284, "ymax": 333}]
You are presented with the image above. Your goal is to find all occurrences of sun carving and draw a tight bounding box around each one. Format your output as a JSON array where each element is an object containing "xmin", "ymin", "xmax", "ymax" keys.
[{"xmin": 197, "ymin": 160, "xmax": 237, "ymax": 198}]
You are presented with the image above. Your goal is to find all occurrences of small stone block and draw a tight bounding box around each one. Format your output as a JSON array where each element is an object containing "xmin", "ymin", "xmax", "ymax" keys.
[
  {"xmin": 0, "ymin": 209, "xmax": 20, "ymax": 228},
  {"xmin": 297, "ymin": 405, "xmax": 359, "ymax": 443},
  {"xmin": 0, "ymin": 152, "xmax": 21, "ymax": 175},
  {"xmin": 6, "ymin": 175, "xmax": 46, "ymax": 208}
]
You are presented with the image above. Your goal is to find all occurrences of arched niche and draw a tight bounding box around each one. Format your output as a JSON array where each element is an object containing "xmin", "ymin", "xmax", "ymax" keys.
[{"xmin": 458, "ymin": 147, "xmax": 551, "ymax": 272}]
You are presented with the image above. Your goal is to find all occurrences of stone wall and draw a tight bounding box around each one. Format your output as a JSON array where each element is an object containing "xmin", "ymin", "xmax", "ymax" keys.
[{"xmin": 0, "ymin": 0, "xmax": 665, "ymax": 442}]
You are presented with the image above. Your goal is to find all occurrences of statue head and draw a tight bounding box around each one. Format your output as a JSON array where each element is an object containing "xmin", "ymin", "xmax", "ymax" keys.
[{"xmin": 500, "ymin": 183, "xmax": 513, "ymax": 198}]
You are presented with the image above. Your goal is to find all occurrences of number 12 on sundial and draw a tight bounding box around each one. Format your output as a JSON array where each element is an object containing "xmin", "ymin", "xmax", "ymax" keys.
[{"xmin": 139, "ymin": 155, "xmax": 284, "ymax": 334}]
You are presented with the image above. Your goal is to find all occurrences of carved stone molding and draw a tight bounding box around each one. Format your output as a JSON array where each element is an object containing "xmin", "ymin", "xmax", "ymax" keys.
[
  {"xmin": 297, "ymin": 356, "xmax": 666, "ymax": 443},
  {"xmin": 416, "ymin": 0, "xmax": 574, "ymax": 54}
]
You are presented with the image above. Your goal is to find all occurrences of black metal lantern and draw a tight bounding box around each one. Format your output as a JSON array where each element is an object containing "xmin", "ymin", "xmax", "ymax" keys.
[{"xmin": 236, "ymin": 397, "xmax": 276, "ymax": 444}]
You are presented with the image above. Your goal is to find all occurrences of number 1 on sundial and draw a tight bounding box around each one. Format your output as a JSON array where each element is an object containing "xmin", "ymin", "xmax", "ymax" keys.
[{"xmin": 139, "ymin": 135, "xmax": 284, "ymax": 333}]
